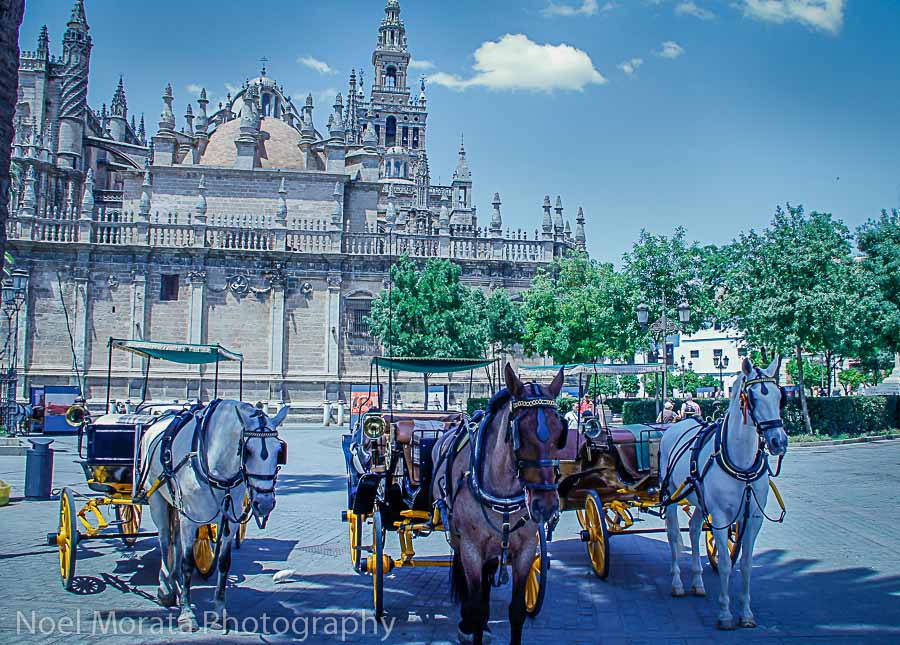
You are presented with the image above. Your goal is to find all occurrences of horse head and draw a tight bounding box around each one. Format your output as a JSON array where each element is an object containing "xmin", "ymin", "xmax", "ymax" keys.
[
  {"xmin": 738, "ymin": 355, "xmax": 789, "ymax": 457},
  {"xmin": 503, "ymin": 363, "xmax": 566, "ymax": 524},
  {"xmin": 236, "ymin": 404, "xmax": 289, "ymax": 528}
]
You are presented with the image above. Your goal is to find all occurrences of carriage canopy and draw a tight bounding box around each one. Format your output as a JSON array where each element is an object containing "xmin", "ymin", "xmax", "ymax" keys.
[
  {"xmin": 371, "ymin": 356, "xmax": 494, "ymax": 374},
  {"xmin": 520, "ymin": 362, "xmax": 665, "ymax": 376},
  {"xmin": 110, "ymin": 339, "xmax": 243, "ymax": 364}
]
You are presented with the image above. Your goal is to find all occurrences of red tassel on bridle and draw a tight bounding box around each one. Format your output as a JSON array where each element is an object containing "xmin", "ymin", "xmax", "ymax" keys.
[{"xmin": 741, "ymin": 393, "xmax": 749, "ymax": 424}]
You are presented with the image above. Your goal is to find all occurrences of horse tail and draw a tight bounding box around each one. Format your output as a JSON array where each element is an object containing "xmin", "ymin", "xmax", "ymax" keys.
[{"xmin": 449, "ymin": 550, "xmax": 467, "ymax": 605}]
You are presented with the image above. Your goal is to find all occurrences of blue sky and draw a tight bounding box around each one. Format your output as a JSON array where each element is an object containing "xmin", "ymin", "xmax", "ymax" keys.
[{"xmin": 21, "ymin": 0, "xmax": 898, "ymax": 262}]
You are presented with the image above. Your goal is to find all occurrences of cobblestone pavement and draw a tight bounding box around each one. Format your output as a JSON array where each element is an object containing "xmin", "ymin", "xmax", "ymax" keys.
[{"xmin": 0, "ymin": 428, "xmax": 898, "ymax": 644}]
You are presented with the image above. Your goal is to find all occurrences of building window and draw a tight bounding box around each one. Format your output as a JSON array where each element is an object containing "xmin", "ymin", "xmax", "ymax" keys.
[
  {"xmin": 690, "ymin": 350, "xmax": 699, "ymax": 359},
  {"xmin": 374, "ymin": 125, "xmax": 381, "ymax": 144},
  {"xmin": 160, "ymin": 274, "xmax": 179, "ymax": 302},
  {"xmin": 412, "ymin": 127, "xmax": 419, "ymax": 149},
  {"xmin": 348, "ymin": 304, "xmax": 371, "ymax": 338},
  {"xmin": 385, "ymin": 66, "xmax": 397, "ymax": 88},
  {"xmin": 385, "ymin": 116, "xmax": 397, "ymax": 146},
  {"xmin": 402, "ymin": 126, "xmax": 409, "ymax": 146}
]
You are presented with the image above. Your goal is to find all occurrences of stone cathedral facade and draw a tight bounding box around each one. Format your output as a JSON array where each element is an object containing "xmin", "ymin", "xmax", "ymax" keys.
[{"xmin": 8, "ymin": 0, "xmax": 588, "ymax": 411}]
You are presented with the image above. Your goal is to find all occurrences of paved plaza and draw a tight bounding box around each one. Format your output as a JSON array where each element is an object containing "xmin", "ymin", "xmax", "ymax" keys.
[{"xmin": 0, "ymin": 428, "xmax": 898, "ymax": 644}]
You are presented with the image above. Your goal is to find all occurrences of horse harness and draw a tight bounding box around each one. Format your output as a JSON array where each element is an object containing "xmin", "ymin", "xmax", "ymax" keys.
[
  {"xmin": 441, "ymin": 384, "xmax": 562, "ymax": 586},
  {"xmin": 662, "ymin": 373, "xmax": 786, "ymax": 529}
]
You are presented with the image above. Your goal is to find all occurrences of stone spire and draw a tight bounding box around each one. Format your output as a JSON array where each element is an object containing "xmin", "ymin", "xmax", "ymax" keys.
[
  {"xmin": 59, "ymin": 0, "xmax": 92, "ymax": 169},
  {"xmin": 564, "ymin": 220, "xmax": 571, "ymax": 237},
  {"xmin": 67, "ymin": 0, "xmax": 88, "ymax": 30},
  {"xmin": 553, "ymin": 195, "xmax": 564, "ymax": 232},
  {"xmin": 80, "ymin": 168, "xmax": 95, "ymax": 219},
  {"xmin": 159, "ymin": 83, "xmax": 175, "ymax": 131},
  {"xmin": 301, "ymin": 94, "xmax": 316, "ymax": 141},
  {"xmin": 111, "ymin": 76, "xmax": 127, "ymax": 117},
  {"xmin": 195, "ymin": 175, "xmax": 207, "ymax": 219},
  {"xmin": 139, "ymin": 163, "xmax": 152, "ymax": 218},
  {"xmin": 490, "ymin": 192, "xmax": 502, "ymax": 233},
  {"xmin": 37, "ymin": 25, "xmax": 49, "ymax": 58},
  {"xmin": 18, "ymin": 165, "xmax": 36, "ymax": 217},
  {"xmin": 137, "ymin": 114, "xmax": 146, "ymax": 143},
  {"xmin": 439, "ymin": 193, "xmax": 450, "ymax": 230},
  {"xmin": 575, "ymin": 206, "xmax": 586, "ymax": 250},
  {"xmin": 345, "ymin": 69, "xmax": 360, "ymax": 143},
  {"xmin": 195, "ymin": 88, "xmax": 209, "ymax": 135},
  {"xmin": 277, "ymin": 177, "xmax": 288, "ymax": 225},
  {"xmin": 419, "ymin": 75, "xmax": 427, "ymax": 107},
  {"xmin": 542, "ymin": 195, "xmax": 552, "ymax": 233},
  {"xmin": 453, "ymin": 133, "xmax": 470, "ymax": 181},
  {"xmin": 363, "ymin": 110, "xmax": 378, "ymax": 149},
  {"xmin": 184, "ymin": 103, "xmax": 194, "ymax": 134},
  {"xmin": 332, "ymin": 181, "xmax": 343, "ymax": 229}
]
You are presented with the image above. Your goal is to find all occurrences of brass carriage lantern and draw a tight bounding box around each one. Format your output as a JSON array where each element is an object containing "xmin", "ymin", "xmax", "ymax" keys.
[
  {"xmin": 677, "ymin": 300, "xmax": 691, "ymax": 325},
  {"xmin": 636, "ymin": 302, "xmax": 649, "ymax": 328}
]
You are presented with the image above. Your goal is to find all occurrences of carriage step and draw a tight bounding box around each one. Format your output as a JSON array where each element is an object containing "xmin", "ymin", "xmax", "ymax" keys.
[
  {"xmin": 579, "ymin": 530, "xmax": 590, "ymax": 542},
  {"xmin": 47, "ymin": 532, "xmax": 58, "ymax": 546}
]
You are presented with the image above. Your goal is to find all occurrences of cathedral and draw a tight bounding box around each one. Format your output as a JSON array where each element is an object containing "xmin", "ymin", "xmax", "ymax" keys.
[{"xmin": 8, "ymin": 0, "xmax": 587, "ymax": 412}]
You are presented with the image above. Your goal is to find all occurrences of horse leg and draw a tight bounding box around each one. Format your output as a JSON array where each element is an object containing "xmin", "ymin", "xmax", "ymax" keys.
[
  {"xmin": 712, "ymin": 523, "xmax": 735, "ymax": 630},
  {"xmin": 737, "ymin": 512, "xmax": 763, "ymax": 628},
  {"xmin": 508, "ymin": 545, "xmax": 532, "ymax": 645},
  {"xmin": 688, "ymin": 509, "xmax": 706, "ymax": 596},
  {"xmin": 149, "ymin": 496, "xmax": 176, "ymax": 607},
  {"xmin": 210, "ymin": 530, "xmax": 233, "ymax": 629},
  {"xmin": 175, "ymin": 519, "xmax": 200, "ymax": 632},
  {"xmin": 480, "ymin": 558, "xmax": 498, "ymax": 642},
  {"xmin": 456, "ymin": 542, "xmax": 486, "ymax": 645},
  {"xmin": 665, "ymin": 508, "xmax": 685, "ymax": 597}
]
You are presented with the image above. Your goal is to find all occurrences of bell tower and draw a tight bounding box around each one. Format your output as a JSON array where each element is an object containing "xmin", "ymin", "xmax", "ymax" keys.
[{"xmin": 372, "ymin": 0, "xmax": 410, "ymax": 101}]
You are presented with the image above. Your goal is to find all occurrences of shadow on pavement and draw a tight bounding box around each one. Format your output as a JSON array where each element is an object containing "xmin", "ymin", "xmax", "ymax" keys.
[{"xmin": 272, "ymin": 473, "xmax": 346, "ymax": 495}]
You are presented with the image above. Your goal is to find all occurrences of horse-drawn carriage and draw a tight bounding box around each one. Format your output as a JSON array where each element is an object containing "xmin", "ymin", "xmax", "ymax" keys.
[
  {"xmin": 342, "ymin": 357, "xmax": 549, "ymax": 619},
  {"xmin": 48, "ymin": 338, "xmax": 251, "ymax": 590}
]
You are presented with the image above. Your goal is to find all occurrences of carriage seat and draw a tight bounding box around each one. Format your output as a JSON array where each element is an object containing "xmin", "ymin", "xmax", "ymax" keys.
[
  {"xmin": 607, "ymin": 424, "xmax": 668, "ymax": 479},
  {"xmin": 388, "ymin": 411, "xmax": 465, "ymax": 444}
]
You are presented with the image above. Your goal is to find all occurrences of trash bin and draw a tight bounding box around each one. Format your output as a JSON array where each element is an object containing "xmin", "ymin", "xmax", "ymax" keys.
[{"xmin": 25, "ymin": 438, "xmax": 54, "ymax": 500}]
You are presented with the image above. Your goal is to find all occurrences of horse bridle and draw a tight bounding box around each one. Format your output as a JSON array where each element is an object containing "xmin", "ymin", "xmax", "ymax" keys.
[
  {"xmin": 507, "ymin": 385, "xmax": 565, "ymax": 492},
  {"xmin": 740, "ymin": 373, "xmax": 786, "ymax": 436},
  {"xmin": 235, "ymin": 408, "xmax": 286, "ymax": 497}
]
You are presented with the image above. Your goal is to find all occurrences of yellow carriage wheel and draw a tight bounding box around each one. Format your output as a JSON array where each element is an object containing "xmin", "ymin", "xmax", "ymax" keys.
[
  {"xmin": 193, "ymin": 523, "xmax": 218, "ymax": 579},
  {"xmin": 235, "ymin": 493, "xmax": 250, "ymax": 550},
  {"xmin": 57, "ymin": 488, "xmax": 79, "ymax": 591},
  {"xmin": 524, "ymin": 527, "xmax": 548, "ymax": 616},
  {"xmin": 115, "ymin": 504, "xmax": 142, "ymax": 547},
  {"xmin": 705, "ymin": 516, "xmax": 741, "ymax": 573},
  {"xmin": 348, "ymin": 510, "xmax": 364, "ymax": 571},
  {"xmin": 371, "ymin": 510, "xmax": 385, "ymax": 618},
  {"xmin": 583, "ymin": 491, "xmax": 610, "ymax": 579}
]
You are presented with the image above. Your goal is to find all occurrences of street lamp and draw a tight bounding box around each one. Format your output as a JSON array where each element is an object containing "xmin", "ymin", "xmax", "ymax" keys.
[
  {"xmin": 636, "ymin": 302, "xmax": 650, "ymax": 328},
  {"xmin": 636, "ymin": 297, "xmax": 690, "ymax": 411},
  {"xmin": 713, "ymin": 354, "xmax": 730, "ymax": 394},
  {"xmin": 680, "ymin": 355, "xmax": 686, "ymax": 394}
]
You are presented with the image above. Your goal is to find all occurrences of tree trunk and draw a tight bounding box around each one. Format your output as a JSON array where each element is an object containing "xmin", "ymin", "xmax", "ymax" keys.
[
  {"xmin": 795, "ymin": 345, "xmax": 813, "ymax": 434},
  {"xmin": 760, "ymin": 346, "xmax": 769, "ymax": 363},
  {"xmin": 423, "ymin": 373, "xmax": 429, "ymax": 410},
  {"xmin": 0, "ymin": 0, "xmax": 25, "ymax": 276}
]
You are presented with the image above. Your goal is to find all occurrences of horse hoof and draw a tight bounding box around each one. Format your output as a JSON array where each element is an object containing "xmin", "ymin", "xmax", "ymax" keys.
[
  {"xmin": 156, "ymin": 590, "xmax": 176, "ymax": 608},
  {"xmin": 717, "ymin": 618, "xmax": 737, "ymax": 631},
  {"xmin": 691, "ymin": 586, "xmax": 706, "ymax": 597},
  {"xmin": 482, "ymin": 627, "xmax": 493, "ymax": 644},
  {"xmin": 457, "ymin": 628, "xmax": 474, "ymax": 644},
  {"xmin": 178, "ymin": 615, "xmax": 199, "ymax": 633},
  {"xmin": 671, "ymin": 588, "xmax": 686, "ymax": 597},
  {"xmin": 739, "ymin": 617, "xmax": 757, "ymax": 628}
]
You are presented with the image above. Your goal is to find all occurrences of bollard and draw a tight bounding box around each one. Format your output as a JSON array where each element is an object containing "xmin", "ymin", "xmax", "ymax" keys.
[
  {"xmin": 25, "ymin": 438, "xmax": 54, "ymax": 500},
  {"xmin": 335, "ymin": 401, "xmax": 345, "ymax": 426},
  {"xmin": 322, "ymin": 401, "xmax": 332, "ymax": 426}
]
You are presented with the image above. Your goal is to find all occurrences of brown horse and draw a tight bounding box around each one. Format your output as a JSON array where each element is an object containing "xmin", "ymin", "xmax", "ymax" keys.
[{"xmin": 432, "ymin": 363, "xmax": 565, "ymax": 644}]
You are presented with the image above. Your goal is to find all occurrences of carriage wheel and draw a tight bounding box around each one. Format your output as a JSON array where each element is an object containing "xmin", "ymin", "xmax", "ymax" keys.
[
  {"xmin": 371, "ymin": 511, "xmax": 385, "ymax": 618},
  {"xmin": 115, "ymin": 504, "xmax": 142, "ymax": 547},
  {"xmin": 705, "ymin": 517, "xmax": 741, "ymax": 573},
  {"xmin": 525, "ymin": 524, "xmax": 549, "ymax": 617},
  {"xmin": 193, "ymin": 523, "xmax": 218, "ymax": 579},
  {"xmin": 348, "ymin": 510, "xmax": 365, "ymax": 572},
  {"xmin": 57, "ymin": 488, "xmax": 79, "ymax": 591},
  {"xmin": 235, "ymin": 493, "xmax": 250, "ymax": 550},
  {"xmin": 583, "ymin": 491, "xmax": 610, "ymax": 579}
]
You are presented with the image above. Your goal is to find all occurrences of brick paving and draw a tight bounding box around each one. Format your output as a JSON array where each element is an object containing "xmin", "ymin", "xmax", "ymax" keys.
[{"xmin": 0, "ymin": 429, "xmax": 898, "ymax": 644}]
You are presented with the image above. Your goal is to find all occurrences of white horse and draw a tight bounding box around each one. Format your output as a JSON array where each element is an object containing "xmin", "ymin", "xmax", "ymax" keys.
[
  {"xmin": 659, "ymin": 356, "xmax": 788, "ymax": 630},
  {"xmin": 141, "ymin": 400, "xmax": 288, "ymax": 631}
]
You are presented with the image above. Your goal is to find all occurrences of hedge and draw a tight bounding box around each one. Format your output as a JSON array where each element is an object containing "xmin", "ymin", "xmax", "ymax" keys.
[
  {"xmin": 467, "ymin": 397, "xmax": 490, "ymax": 415},
  {"xmin": 622, "ymin": 395, "xmax": 900, "ymax": 436}
]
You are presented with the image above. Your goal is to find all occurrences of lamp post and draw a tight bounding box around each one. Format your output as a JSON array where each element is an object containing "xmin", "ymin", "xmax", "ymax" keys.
[
  {"xmin": 680, "ymin": 355, "xmax": 686, "ymax": 394},
  {"xmin": 713, "ymin": 354, "xmax": 730, "ymax": 394},
  {"xmin": 1, "ymin": 270, "xmax": 27, "ymax": 433},
  {"xmin": 637, "ymin": 296, "xmax": 690, "ymax": 412}
]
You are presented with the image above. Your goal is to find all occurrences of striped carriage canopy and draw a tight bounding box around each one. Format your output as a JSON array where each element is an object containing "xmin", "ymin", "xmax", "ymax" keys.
[
  {"xmin": 371, "ymin": 356, "xmax": 494, "ymax": 374},
  {"xmin": 109, "ymin": 339, "xmax": 243, "ymax": 364},
  {"xmin": 520, "ymin": 363, "xmax": 666, "ymax": 376}
]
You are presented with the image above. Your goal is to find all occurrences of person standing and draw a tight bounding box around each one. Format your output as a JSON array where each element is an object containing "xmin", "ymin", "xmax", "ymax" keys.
[
  {"xmin": 657, "ymin": 400, "xmax": 676, "ymax": 423},
  {"xmin": 564, "ymin": 402, "xmax": 580, "ymax": 431},
  {"xmin": 679, "ymin": 392, "xmax": 702, "ymax": 419}
]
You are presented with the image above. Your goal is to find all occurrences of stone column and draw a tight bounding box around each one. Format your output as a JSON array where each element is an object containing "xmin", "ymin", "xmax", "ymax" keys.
[
  {"xmin": 72, "ymin": 263, "xmax": 91, "ymax": 392},
  {"xmin": 14, "ymin": 270, "xmax": 30, "ymax": 398},
  {"xmin": 325, "ymin": 274, "xmax": 342, "ymax": 376},
  {"xmin": 268, "ymin": 267, "xmax": 287, "ymax": 403},
  {"xmin": 186, "ymin": 270, "xmax": 207, "ymax": 344}
]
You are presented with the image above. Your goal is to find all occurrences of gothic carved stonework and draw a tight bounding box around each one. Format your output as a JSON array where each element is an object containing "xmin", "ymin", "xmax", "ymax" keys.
[
  {"xmin": 187, "ymin": 270, "xmax": 208, "ymax": 285},
  {"xmin": 227, "ymin": 274, "xmax": 250, "ymax": 297},
  {"xmin": 107, "ymin": 274, "xmax": 119, "ymax": 289},
  {"xmin": 327, "ymin": 275, "xmax": 342, "ymax": 289},
  {"xmin": 301, "ymin": 281, "xmax": 314, "ymax": 296},
  {"xmin": 266, "ymin": 263, "xmax": 287, "ymax": 288}
]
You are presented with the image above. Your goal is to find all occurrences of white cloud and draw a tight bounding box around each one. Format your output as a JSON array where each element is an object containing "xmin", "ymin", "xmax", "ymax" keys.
[
  {"xmin": 409, "ymin": 59, "xmax": 436, "ymax": 71},
  {"xmin": 292, "ymin": 88, "xmax": 339, "ymax": 108},
  {"xmin": 427, "ymin": 34, "xmax": 607, "ymax": 92},
  {"xmin": 186, "ymin": 84, "xmax": 203, "ymax": 96},
  {"xmin": 657, "ymin": 40, "xmax": 685, "ymax": 59},
  {"xmin": 741, "ymin": 0, "xmax": 845, "ymax": 34},
  {"xmin": 542, "ymin": 0, "xmax": 617, "ymax": 17},
  {"xmin": 675, "ymin": 1, "xmax": 715, "ymax": 19},
  {"xmin": 224, "ymin": 83, "xmax": 239, "ymax": 95},
  {"xmin": 298, "ymin": 55, "xmax": 337, "ymax": 75},
  {"xmin": 618, "ymin": 57, "xmax": 644, "ymax": 75}
]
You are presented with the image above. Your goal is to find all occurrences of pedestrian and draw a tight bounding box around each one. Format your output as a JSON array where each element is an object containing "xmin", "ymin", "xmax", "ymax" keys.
[
  {"xmin": 679, "ymin": 392, "xmax": 702, "ymax": 420},
  {"xmin": 580, "ymin": 394, "xmax": 592, "ymax": 415},
  {"xmin": 564, "ymin": 402, "xmax": 580, "ymax": 431},
  {"xmin": 657, "ymin": 400, "xmax": 676, "ymax": 423}
]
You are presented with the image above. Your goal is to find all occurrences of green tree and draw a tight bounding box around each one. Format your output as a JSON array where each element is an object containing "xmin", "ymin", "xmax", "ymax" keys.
[
  {"xmin": 587, "ymin": 374, "xmax": 619, "ymax": 398},
  {"xmin": 857, "ymin": 210, "xmax": 900, "ymax": 360},
  {"xmin": 619, "ymin": 374, "xmax": 640, "ymax": 397},
  {"xmin": 785, "ymin": 357, "xmax": 825, "ymax": 391},
  {"xmin": 677, "ymin": 369, "xmax": 701, "ymax": 395},
  {"xmin": 837, "ymin": 367, "xmax": 867, "ymax": 395},
  {"xmin": 485, "ymin": 288, "xmax": 524, "ymax": 389},
  {"xmin": 642, "ymin": 372, "xmax": 675, "ymax": 398},
  {"xmin": 368, "ymin": 256, "xmax": 488, "ymax": 406},
  {"xmin": 698, "ymin": 374, "xmax": 721, "ymax": 391}
]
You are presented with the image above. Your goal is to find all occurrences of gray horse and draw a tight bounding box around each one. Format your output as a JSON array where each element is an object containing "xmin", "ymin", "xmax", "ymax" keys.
[
  {"xmin": 432, "ymin": 364, "xmax": 565, "ymax": 645},
  {"xmin": 141, "ymin": 400, "xmax": 287, "ymax": 631}
]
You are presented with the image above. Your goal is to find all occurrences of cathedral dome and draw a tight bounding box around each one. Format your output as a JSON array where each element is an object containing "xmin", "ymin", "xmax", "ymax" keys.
[{"xmin": 200, "ymin": 117, "xmax": 309, "ymax": 169}]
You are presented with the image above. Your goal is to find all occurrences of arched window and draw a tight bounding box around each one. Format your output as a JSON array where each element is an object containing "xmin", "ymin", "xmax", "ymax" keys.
[
  {"xmin": 261, "ymin": 92, "xmax": 272, "ymax": 116},
  {"xmin": 385, "ymin": 66, "xmax": 397, "ymax": 88},
  {"xmin": 385, "ymin": 116, "xmax": 397, "ymax": 146}
]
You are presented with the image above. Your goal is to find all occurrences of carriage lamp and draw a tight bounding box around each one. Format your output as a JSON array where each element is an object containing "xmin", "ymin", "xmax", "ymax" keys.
[
  {"xmin": 677, "ymin": 300, "xmax": 691, "ymax": 325},
  {"xmin": 636, "ymin": 302, "xmax": 649, "ymax": 328}
]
